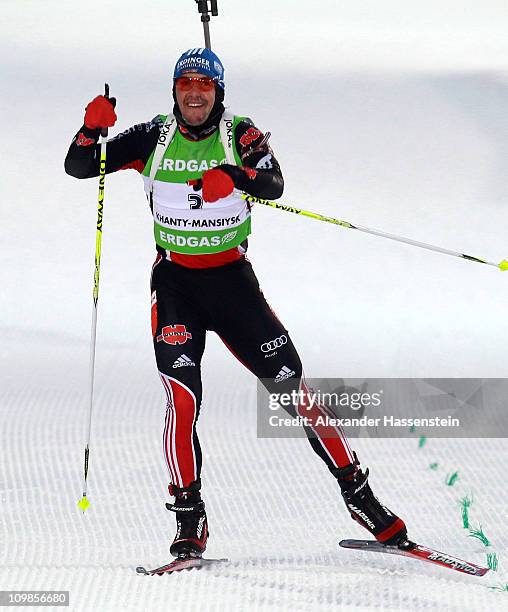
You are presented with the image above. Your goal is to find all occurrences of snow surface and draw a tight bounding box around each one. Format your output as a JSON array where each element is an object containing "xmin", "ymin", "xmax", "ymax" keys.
[{"xmin": 1, "ymin": 1, "xmax": 508, "ymax": 610}]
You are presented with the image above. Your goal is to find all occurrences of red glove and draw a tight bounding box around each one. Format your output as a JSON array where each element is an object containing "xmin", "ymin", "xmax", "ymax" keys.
[
  {"xmin": 188, "ymin": 168, "xmax": 235, "ymax": 203},
  {"xmin": 84, "ymin": 95, "xmax": 117, "ymax": 130}
]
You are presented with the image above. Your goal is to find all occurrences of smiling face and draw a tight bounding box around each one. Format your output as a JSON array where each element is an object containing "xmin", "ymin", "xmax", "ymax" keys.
[{"xmin": 175, "ymin": 71, "xmax": 216, "ymax": 126}]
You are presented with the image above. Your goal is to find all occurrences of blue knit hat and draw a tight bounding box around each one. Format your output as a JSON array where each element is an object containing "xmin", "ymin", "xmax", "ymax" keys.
[{"xmin": 174, "ymin": 48, "xmax": 225, "ymax": 90}]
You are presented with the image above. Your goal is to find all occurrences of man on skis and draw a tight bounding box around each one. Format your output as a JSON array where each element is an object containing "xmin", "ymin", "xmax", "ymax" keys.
[{"xmin": 65, "ymin": 47, "xmax": 407, "ymax": 559}]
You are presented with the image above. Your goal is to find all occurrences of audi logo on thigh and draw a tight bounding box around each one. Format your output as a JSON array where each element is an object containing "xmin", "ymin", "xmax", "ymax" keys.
[{"xmin": 260, "ymin": 335, "xmax": 288, "ymax": 353}]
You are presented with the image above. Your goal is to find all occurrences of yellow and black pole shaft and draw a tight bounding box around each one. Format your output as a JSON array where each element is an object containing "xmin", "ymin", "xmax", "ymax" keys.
[
  {"xmin": 242, "ymin": 194, "xmax": 508, "ymax": 272},
  {"xmin": 78, "ymin": 83, "xmax": 110, "ymax": 512}
]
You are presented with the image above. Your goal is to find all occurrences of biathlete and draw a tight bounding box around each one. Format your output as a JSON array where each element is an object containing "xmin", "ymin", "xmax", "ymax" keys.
[{"xmin": 65, "ymin": 47, "xmax": 408, "ymax": 558}]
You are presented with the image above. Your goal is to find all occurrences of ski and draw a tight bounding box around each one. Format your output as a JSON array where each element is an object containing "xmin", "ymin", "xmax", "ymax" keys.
[
  {"xmin": 339, "ymin": 539, "xmax": 489, "ymax": 577},
  {"xmin": 136, "ymin": 556, "xmax": 228, "ymax": 576}
]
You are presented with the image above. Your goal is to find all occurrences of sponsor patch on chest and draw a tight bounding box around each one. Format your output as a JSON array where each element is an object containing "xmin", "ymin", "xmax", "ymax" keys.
[{"xmin": 158, "ymin": 158, "xmax": 226, "ymax": 173}]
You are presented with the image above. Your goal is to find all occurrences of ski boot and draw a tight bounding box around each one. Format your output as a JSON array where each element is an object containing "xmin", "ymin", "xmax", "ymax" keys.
[
  {"xmin": 166, "ymin": 479, "xmax": 209, "ymax": 558},
  {"xmin": 333, "ymin": 455, "xmax": 407, "ymax": 546}
]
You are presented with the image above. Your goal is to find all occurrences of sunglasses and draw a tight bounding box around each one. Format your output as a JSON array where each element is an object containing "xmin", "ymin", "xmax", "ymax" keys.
[{"xmin": 175, "ymin": 76, "xmax": 216, "ymax": 92}]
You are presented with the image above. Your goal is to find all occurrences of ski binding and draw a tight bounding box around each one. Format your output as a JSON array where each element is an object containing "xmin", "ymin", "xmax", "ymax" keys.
[{"xmin": 136, "ymin": 554, "xmax": 228, "ymax": 576}]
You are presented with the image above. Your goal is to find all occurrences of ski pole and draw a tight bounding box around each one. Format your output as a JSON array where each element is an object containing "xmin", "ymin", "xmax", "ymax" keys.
[
  {"xmin": 78, "ymin": 83, "xmax": 110, "ymax": 512},
  {"xmin": 195, "ymin": 0, "xmax": 218, "ymax": 49},
  {"xmin": 242, "ymin": 194, "xmax": 508, "ymax": 272}
]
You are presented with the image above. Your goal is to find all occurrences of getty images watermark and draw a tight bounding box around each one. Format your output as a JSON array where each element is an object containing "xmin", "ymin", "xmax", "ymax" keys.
[{"xmin": 256, "ymin": 378, "xmax": 508, "ymax": 438}]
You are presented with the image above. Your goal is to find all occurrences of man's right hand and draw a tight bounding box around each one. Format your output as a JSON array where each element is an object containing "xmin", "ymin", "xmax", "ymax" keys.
[{"xmin": 84, "ymin": 95, "xmax": 117, "ymax": 130}]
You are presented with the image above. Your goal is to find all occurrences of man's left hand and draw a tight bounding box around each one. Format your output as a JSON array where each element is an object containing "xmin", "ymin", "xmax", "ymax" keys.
[{"xmin": 189, "ymin": 168, "xmax": 235, "ymax": 203}]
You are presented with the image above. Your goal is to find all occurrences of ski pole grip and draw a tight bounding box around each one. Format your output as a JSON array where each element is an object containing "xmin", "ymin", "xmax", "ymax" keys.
[
  {"xmin": 101, "ymin": 82, "xmax": 110, "ymax": 138},
  {"xmin": 195, "ymin": 1, "xmax": 218, "ymax": 18}
]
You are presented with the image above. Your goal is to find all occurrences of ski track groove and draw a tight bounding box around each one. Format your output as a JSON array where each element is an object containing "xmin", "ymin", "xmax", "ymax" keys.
[{"xmin": 1, "ymin": 339, "xmax": 507, "ymax": 610}]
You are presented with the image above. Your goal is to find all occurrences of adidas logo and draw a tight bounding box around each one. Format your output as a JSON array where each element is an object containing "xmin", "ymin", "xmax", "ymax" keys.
[
  {"xmin": 172, "ymin": 354, "xmax": 196, "ymax": 368},
  {"xmin": 274, "ymin": 365, "xmax": 296, "ymax": 383}
]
